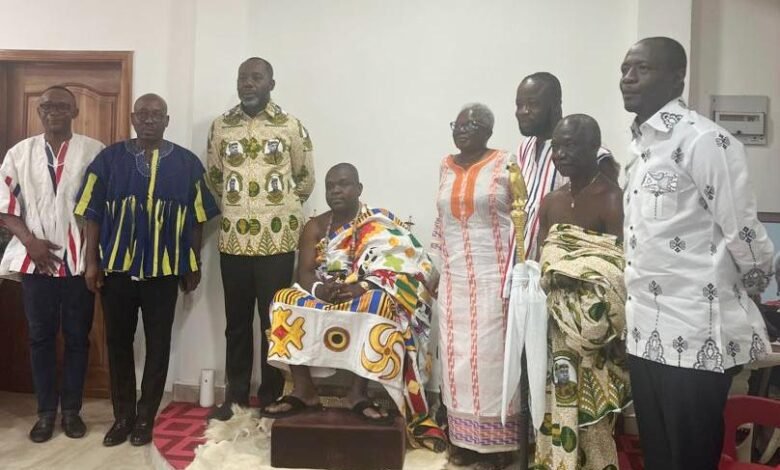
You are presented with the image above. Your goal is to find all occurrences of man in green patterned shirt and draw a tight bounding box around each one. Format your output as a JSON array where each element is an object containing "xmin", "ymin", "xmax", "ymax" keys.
[{"xmin": 207, "ymin": 57, "xmax": 315, "ymax": 421}]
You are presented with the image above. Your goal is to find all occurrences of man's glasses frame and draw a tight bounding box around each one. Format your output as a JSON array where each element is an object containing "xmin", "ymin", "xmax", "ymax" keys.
[
  {"xmin": 132, "ymin": 111, "xmax": 167, "ymax": 123},
  {"xmin": 38, "ymin": 103, "xmax": 73, "ymax": 114}
]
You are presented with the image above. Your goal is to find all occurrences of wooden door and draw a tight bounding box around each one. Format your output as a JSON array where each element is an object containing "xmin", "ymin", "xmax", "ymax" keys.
[{"xmin": 0, "ymin": 50, "xmax": 132, "ymax": 398}]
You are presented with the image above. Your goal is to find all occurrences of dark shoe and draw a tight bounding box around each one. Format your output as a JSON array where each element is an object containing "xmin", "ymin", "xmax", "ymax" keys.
[
  {"xmin": 472, "ymin": 459, "xmax": 501, "ymax": 470},
  {"xmin": 103, "ymin": 417, "xmax": 134, "ymax": 447},
  {"xmin": 472, "ymin": 452, "xmax": 515, "ymax": 470},
  {"xmin": 448, "ymin": 445, "xmax": 480, "ymax": 466},
  {"xmin": 29, "ymin": 416, "xmax": 56, "ymax": 443},
  {"xmin": 61, "ymin": 414, "xmax": 87, "ymax": 438},
  {"xmin": 207, "ymin": 402, "xmax": 235, "ymax": 422},
  {"xmin": 129, "ymin": 419, "xmax": 153, "ymax": 446},
  {"xmin": 350, "ymin": 400, "xmax": 392, "ymax": 424},
  {"xmin": 259, "ymin": 395, "xmax": 322, "ymax": 419}
]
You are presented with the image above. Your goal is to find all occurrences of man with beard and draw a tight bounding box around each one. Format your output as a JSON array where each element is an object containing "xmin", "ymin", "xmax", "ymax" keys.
[
  {"xmin": 510, "ymin": 73, "xmax": 620, "ymax": 468},
  {"xmin": 207, "ymin": 57, "xmax": 315, "ymax": 421},
  {"xmin": 514, "ymin": 72, "xmax": 618, "ymax": 261}
]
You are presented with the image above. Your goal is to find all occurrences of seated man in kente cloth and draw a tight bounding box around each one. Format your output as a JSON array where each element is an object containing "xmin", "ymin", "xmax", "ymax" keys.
[
  {"xmin": 535, "ymin": 115, "xmax": 631, "ymax": 469},
  {"xmin": 261, "ymin": 163, "xmax": 446, "ymax": 451}
]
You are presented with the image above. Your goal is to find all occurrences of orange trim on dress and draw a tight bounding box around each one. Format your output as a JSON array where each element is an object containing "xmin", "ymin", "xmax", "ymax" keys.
[{"xmin": 446, "ymin": 150, "xmax": 499, "ymax": 221}]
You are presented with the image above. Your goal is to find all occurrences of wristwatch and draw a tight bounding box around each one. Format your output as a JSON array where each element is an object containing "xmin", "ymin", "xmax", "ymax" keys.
[{"xmin": 359, "ymin": 281, "xmax": 370, "ymax": 290}]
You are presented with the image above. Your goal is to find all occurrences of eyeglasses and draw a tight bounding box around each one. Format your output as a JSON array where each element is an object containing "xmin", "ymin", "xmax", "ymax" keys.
[
  {"xmin": 133, "ymin": 111, "xmax": 167, "ymax": 123},
  {"xmin": 450, "ymin": 120, "xmax": 486, "ymax": 133},
  {"xmin": 39, "ymin": 103, "xmax": 73, "ymax": 114}
]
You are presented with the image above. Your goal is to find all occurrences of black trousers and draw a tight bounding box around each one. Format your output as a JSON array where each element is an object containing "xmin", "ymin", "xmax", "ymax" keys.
[
  {"xmin": 102, "ymin": 274, "xmax": 179, "ymax": 421},
  {"xmin": 21, "ymin": 274, "xmax": 94, "ymax": 417},
  {"xmin": 628, "ymin": 355, "xmax": 734, "ymax": 470},
  {"xmin": 220, "ymin": 252, "xmax": 294, "ymax": 405}
]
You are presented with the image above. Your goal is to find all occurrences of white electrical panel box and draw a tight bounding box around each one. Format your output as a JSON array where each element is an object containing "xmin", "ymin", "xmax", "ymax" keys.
[{"xmin": 710, "ymin": 95, "xmax": 768, "ymax": 145}]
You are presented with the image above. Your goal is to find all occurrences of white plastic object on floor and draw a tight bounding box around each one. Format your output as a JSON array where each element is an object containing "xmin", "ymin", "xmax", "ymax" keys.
[{"xmin": 200, "ymin": 369, "xmax": 215, "ymax": 408}]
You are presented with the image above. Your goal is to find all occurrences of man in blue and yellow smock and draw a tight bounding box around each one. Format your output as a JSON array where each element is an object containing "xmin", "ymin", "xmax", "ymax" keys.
[{"xmin": 74, "ymin": 93, "xmax": 219, "ymax": 447}]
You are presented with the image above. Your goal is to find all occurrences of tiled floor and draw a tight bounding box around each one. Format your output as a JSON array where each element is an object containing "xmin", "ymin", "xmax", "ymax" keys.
[{"xmin": 0, "ymin": 391, "xmax": 164, "ymax": 470}]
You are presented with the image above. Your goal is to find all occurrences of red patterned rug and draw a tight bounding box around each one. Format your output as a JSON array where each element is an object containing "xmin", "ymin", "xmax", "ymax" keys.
[{"xmin": 153, "ymin": 402, "xmax": 210, "ymax": 469}]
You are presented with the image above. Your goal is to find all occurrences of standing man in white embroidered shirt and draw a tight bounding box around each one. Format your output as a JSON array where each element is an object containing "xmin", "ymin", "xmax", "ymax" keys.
[
  {"xmin": 621, "ymin": 37, "xmax": 774, "ymax": 470},
  {"xmin": 0, "ymin": 86, "xmax": 104, "ymax": 443}
]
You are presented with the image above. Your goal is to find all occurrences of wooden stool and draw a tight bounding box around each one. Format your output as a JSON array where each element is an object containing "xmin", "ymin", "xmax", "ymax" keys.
[{"xmin": 271, "ymin": 408, "xmax": 405, "ymax": 470}]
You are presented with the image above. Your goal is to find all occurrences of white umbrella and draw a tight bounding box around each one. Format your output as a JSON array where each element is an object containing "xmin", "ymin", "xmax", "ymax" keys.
[{"xmin": 501, "ymin": 260, "xmax": 547, "ymax": 429}]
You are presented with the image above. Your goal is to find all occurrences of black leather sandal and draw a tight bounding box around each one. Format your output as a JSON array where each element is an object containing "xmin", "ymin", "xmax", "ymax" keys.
[
  {"xmin": 351, "ymin": 400, "xmax": 393, "ymax": 424},
  {"xmin": 259, "ymin": 395, "xmax": 322, "ymax": 419}
]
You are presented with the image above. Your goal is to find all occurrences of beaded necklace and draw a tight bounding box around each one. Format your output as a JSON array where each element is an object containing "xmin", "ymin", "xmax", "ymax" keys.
[{"xmin": 322, "ymin": 204, "xmax": 364, "ymax": 274}]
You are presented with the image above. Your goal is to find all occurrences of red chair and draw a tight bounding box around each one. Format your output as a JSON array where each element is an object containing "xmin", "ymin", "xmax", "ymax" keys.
[
  {"xmin": 720, "ymin": 395, "xmax": 780, "ymax": 470},
  {"xmin": 616, "ymin": 433, "xmax": 644, "ymax": 470}
]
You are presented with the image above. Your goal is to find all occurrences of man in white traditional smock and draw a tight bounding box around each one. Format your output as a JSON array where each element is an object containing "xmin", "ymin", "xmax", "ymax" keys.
[{"xmin": 0, "ymin": 86, "xmax": 104, "ymax": 443}]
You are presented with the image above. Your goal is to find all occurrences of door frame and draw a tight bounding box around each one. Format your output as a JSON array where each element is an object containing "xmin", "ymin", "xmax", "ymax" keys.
[{"xmin": 0, "ymin": 49, "xmax": 133, "ymax": 149}]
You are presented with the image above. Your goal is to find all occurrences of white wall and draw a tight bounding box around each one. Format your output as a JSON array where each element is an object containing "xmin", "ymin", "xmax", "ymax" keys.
[
  {"xmin": 636, "ymin": 0, "xmax": 693, "ymax": 101},
  {"xmin": 173, "ymin": 0, "xmax": 254, "ymax": 391},
  {"xmin": 250, "ymin": 0, "xmax": 640, "ymax": 237},
  {"xmin": 690, "ymin": 0, "xmax": 780, "ymax": 212},
  {"xmin": 0, "ymin": 0, "xmax": 703, "ymax": 392}
]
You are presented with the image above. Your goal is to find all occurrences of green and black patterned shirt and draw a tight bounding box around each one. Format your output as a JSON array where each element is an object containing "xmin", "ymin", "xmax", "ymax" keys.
[{"xmin": 206, "ymin": 101, "xmax": 314, "ymax": 256}]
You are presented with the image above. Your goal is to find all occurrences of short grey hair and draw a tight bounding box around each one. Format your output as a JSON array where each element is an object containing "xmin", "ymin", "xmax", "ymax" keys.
[{"xmin": 460, "ymin": 102, "xmax": 495, "ymax": 130}]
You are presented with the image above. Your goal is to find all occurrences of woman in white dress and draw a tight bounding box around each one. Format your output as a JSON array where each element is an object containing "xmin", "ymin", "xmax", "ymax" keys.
[{"xmin": 431, "ymin": 103, "xmax": 517, "ymax": 470}]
